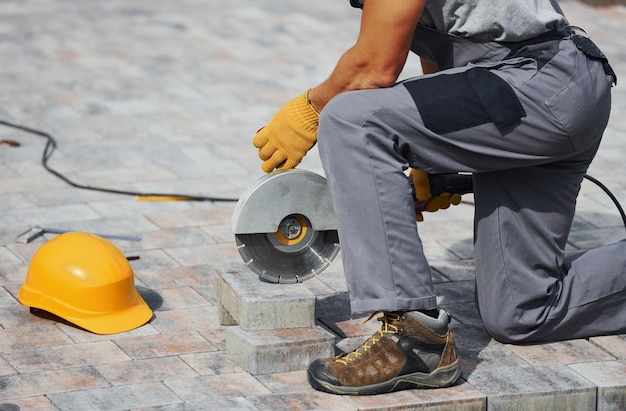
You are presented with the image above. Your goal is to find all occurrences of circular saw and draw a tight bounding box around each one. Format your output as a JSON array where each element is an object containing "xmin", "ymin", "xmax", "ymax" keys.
[{"xmin": 232, "ymin": 169, "xmax": 340, "ymax": 284}]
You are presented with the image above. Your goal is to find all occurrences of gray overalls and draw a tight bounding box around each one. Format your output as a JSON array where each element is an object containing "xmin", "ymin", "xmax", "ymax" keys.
[{"xmin": 317, "ymin": 15, "xmax": 624, "ymax": 343}]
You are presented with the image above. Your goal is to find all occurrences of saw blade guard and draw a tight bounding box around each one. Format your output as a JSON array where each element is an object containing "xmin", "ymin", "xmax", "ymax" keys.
[
  {"xmin": 232, "ymin": 169, "xmax": 340, "ymax": 283},
  {"xmin": 232, "ymin": 169, "xmax": 338, "ymax": 235}
]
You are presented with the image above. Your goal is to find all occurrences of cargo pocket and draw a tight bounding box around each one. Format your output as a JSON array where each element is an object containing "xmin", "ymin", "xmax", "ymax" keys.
[{"xmin": 545, "ymin": 50, "xmax": 611, "ymax": 152}]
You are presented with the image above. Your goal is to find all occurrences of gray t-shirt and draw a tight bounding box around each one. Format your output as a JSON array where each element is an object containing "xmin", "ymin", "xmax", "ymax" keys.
[
  {"xmin": 349, "ymin": 0, "xmax": 569, "ymax": 42},
  {"xmin": 419, "ymin": 0, "xmax": 568, "ymax": 41}
]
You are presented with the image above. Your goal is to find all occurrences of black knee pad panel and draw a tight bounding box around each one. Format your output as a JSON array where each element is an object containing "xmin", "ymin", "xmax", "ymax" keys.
[{"xmin": 403, "ymin": 68, "xmax": 526, "ymax": 134}]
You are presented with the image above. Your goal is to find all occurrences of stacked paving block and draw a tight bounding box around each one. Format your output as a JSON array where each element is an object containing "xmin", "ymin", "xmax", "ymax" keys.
[{"xmin": 215, "ymin": 265, "xmax": 336, "ymax": 375}]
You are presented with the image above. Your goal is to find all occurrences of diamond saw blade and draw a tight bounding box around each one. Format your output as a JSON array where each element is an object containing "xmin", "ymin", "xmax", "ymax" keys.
[{"xmin": 235, "ymin": 214, "xmax": 339, "ymax": 283}]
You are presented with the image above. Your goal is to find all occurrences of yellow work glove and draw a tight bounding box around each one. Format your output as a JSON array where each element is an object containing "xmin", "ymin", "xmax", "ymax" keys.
[
  {"xmin": 253, "ymin": 89, "xmax": 319, "ymax": 173},
  {"xmin": 410, "ymin": 169, "xmax": 462, "ymax": 222}
]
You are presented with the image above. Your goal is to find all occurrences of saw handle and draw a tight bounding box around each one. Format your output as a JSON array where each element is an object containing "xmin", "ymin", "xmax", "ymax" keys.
[{"xmin": 413, "ymin": 172, "xmax": 473, "ymax": 213}]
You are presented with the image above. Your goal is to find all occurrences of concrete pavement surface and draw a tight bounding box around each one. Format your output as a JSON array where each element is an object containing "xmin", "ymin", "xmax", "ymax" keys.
[{"xmin": 0, "ymin": 1, "xmax": 625, "ymax": 410}]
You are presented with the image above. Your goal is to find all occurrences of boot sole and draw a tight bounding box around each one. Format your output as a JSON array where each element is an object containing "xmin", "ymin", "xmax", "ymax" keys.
[{"xmin": 307, "ymin": 359, "xmax": 462, "ymax": 396}]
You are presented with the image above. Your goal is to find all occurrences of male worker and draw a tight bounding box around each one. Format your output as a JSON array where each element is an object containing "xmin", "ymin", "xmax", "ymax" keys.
[{"xmin": 252, "ymin": 0, "xmax": 624, "ymax": 396}]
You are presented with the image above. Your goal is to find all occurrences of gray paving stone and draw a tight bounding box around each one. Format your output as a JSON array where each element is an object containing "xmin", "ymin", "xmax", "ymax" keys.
[
  {"xmin": 179, "ymin": 351, "xmax": 245, "ymax": 376},
  {"xmin": 199, "ymin": 223, "xmax": 236, "ymax": 245},
  {"xmin": 459, "ymin": 342, "xmax": 531, "ymax": 376},
  {"xmin": 114, "ymin": 331, "xmax": 217, "ymax": 360},
  {"xmin": 567, "ymin": 226, "xmax": 626, "ymax": 249},
  {"xmin": 86, "ymin": 199, "xmax": 193, "ymax": 219},
  {"xmin": 253, "ymin": 369, "xmax": 313, "ymax": 394},
  {"xmin": 0, "ymin": 304, "xmax": 52, "ymax": 329},
  {"xmin": 430, "ymin": 259, "xmax": 476, "ymax": 282},
  {"xmin": 0, "ymin": 248, "xmax": 21, "ymax": 266},
  {"xmin": 142, "ymin": 202, "xmax": 236, "ymax": 231},
  {"xmin": 421, "ymin": 240, "xmax": 466, "ymax": 263},
  {"xmin": 226, "ymin": 325, "xmax": 336, "ymax": 375},
  {"xmin": 301, "ymin": 272, "xmax": 343, "ymax": 296},
  {"xmin": 344, "ymin": 382, "xmax": 486, "ymax": 411},
  {"xmin": 0, "ymin": 193, "xmax": 34, "ymax": 213},
  {"xmin": 153, "ymin": 286, "xmax": 212, "ymax": 311},
  {"xmin": 0, "ymin": 396, "xmax": 57, "ymax": 411},
  {"xmin": 0, "ymin": 356, "xmax": 17, "ymax": 377},
  {"xmin": 0, "ymin": 323, "xmax": 72, "ymax": 352},
  {"xmin": 246, "ymin": 391, "xmax": 356, "ymax": 411},
  {"xmin": 434, "ymin": 279, "xmax": 476, "ymax": 306},
  {"xmin": 123, "ymin": 248, "xmax": 181, "ymax": 271},
  {"xmin": 148, "ymin": 306, "xmax": 223, "ymax": 335},
  {"xmin": 6, "ymin": 341, "xmax": 131, "ymax": 374},
  {"xmin": 0, "ymin": 366, "xmax": 108, "ymax": 400},
  {"xmin": 215, "ymin": 266, "xmax": 316, "ymax": 331},
  {"xmin": 591, "ymin": 334, "xmax": 626, "ymax": 359},
  {"xmin": 163, "ymin": 373, "xmax": 270, "ymax": 402},
  {"xmin": 217, "ymin": 303, "xmax": 238, "ymax": 327},
  {"xmin": 94, "ymin": 356, "xmax": 199, "ymax": 386},
  {"xmin": 505, "ymin": 339, "xmax": 616, "ymax": 366},
  {"xmin": 134, "ymin": 397, "xmax": 259, "ymax": 411},
  {"xmin": 47, "ymin": 382, "xmax": 183, "ymax": 411},
  {"xmin": 569, "ymin": 361, "xmax": 626, "ymax": 411},
  {"xmin": 466, "ymin": 365, "xmax": 597, "ymax": 411},
  {"xmin": 134, "ymin": 264, "xmax": 216, "ymax": 290},
  {"xmin": 164, "ymin": 242, "xmax": 242, "ymax": 267}
]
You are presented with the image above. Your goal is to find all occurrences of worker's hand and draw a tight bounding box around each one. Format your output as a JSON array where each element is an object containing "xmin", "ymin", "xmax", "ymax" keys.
[
  {"xmin": 253, "ymin": 89, "xmax": 319, "ymax": 173},
  {"xmin": 410, "ymin": 169, "xmax": 462, "ymax": 222}
]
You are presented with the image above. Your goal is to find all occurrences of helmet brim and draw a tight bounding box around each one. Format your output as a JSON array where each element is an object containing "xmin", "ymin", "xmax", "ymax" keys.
[
  {"xmin": 67, "ymin": 291, "xmax": 154, "ymax": 335},
  {"xmin": 19, "ymin": 287, "xmax": 153, "ymax": 335}
]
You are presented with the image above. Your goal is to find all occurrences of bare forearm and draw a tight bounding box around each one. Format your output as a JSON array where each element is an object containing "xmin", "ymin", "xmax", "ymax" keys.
[
  {"xmin": 308, "ymin": 47, "xmax": 402, "ymax": 112},
  {"xmin": 308, "ymin": 0, "xmax": 426, "ymax": 113}
]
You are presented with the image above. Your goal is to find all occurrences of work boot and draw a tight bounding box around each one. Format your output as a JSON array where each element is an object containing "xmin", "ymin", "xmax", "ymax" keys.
[{"xmin": 307, "ymin": 310, "xmax": 462, "ymax": 395}]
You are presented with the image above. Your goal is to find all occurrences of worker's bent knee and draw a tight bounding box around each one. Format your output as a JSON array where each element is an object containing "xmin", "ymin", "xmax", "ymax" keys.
[
  {"xmin": 318, "ymin": 92, "xmax": 379, "ymax": 161},
  {"xmin": 483, "ymin": 322, "xmax": 527, "ymax": 344},
  {"xmin": 319, "ymin": 91, "xmax": 374, "ymax": 135},
  {"xmin": 479, "ymin": 310, "xmax": 545, "ymax": 344}
]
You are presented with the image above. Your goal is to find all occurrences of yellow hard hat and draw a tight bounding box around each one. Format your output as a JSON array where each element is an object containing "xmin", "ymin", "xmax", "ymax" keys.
[{"xmin": 18, "ymin": 232, "xmax": 153, "ymax": 334}]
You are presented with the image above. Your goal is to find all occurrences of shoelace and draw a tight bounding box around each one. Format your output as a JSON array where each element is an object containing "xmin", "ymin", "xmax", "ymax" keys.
[{"xmin": 334, "ymin": 312, "xmax": 400, "ymax": 365}]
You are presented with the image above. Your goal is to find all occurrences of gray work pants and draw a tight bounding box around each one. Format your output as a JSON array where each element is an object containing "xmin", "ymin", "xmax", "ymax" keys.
[{"xmin": 317, "ymin": 29, "xmax": 626, "ymax": 343}]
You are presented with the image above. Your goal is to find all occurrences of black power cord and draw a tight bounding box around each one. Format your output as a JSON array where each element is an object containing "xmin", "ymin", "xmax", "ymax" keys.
[
  {"xmin": 583, "ymin": 174, "xmax": 626, "ymax": 229},
  {"xmin": 457, "ymin": 175, "xmax": 626, "ymax": 231},
  {"xmin": 0, "ymin": 119, "xmax": 238, "ymax": 202}
]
